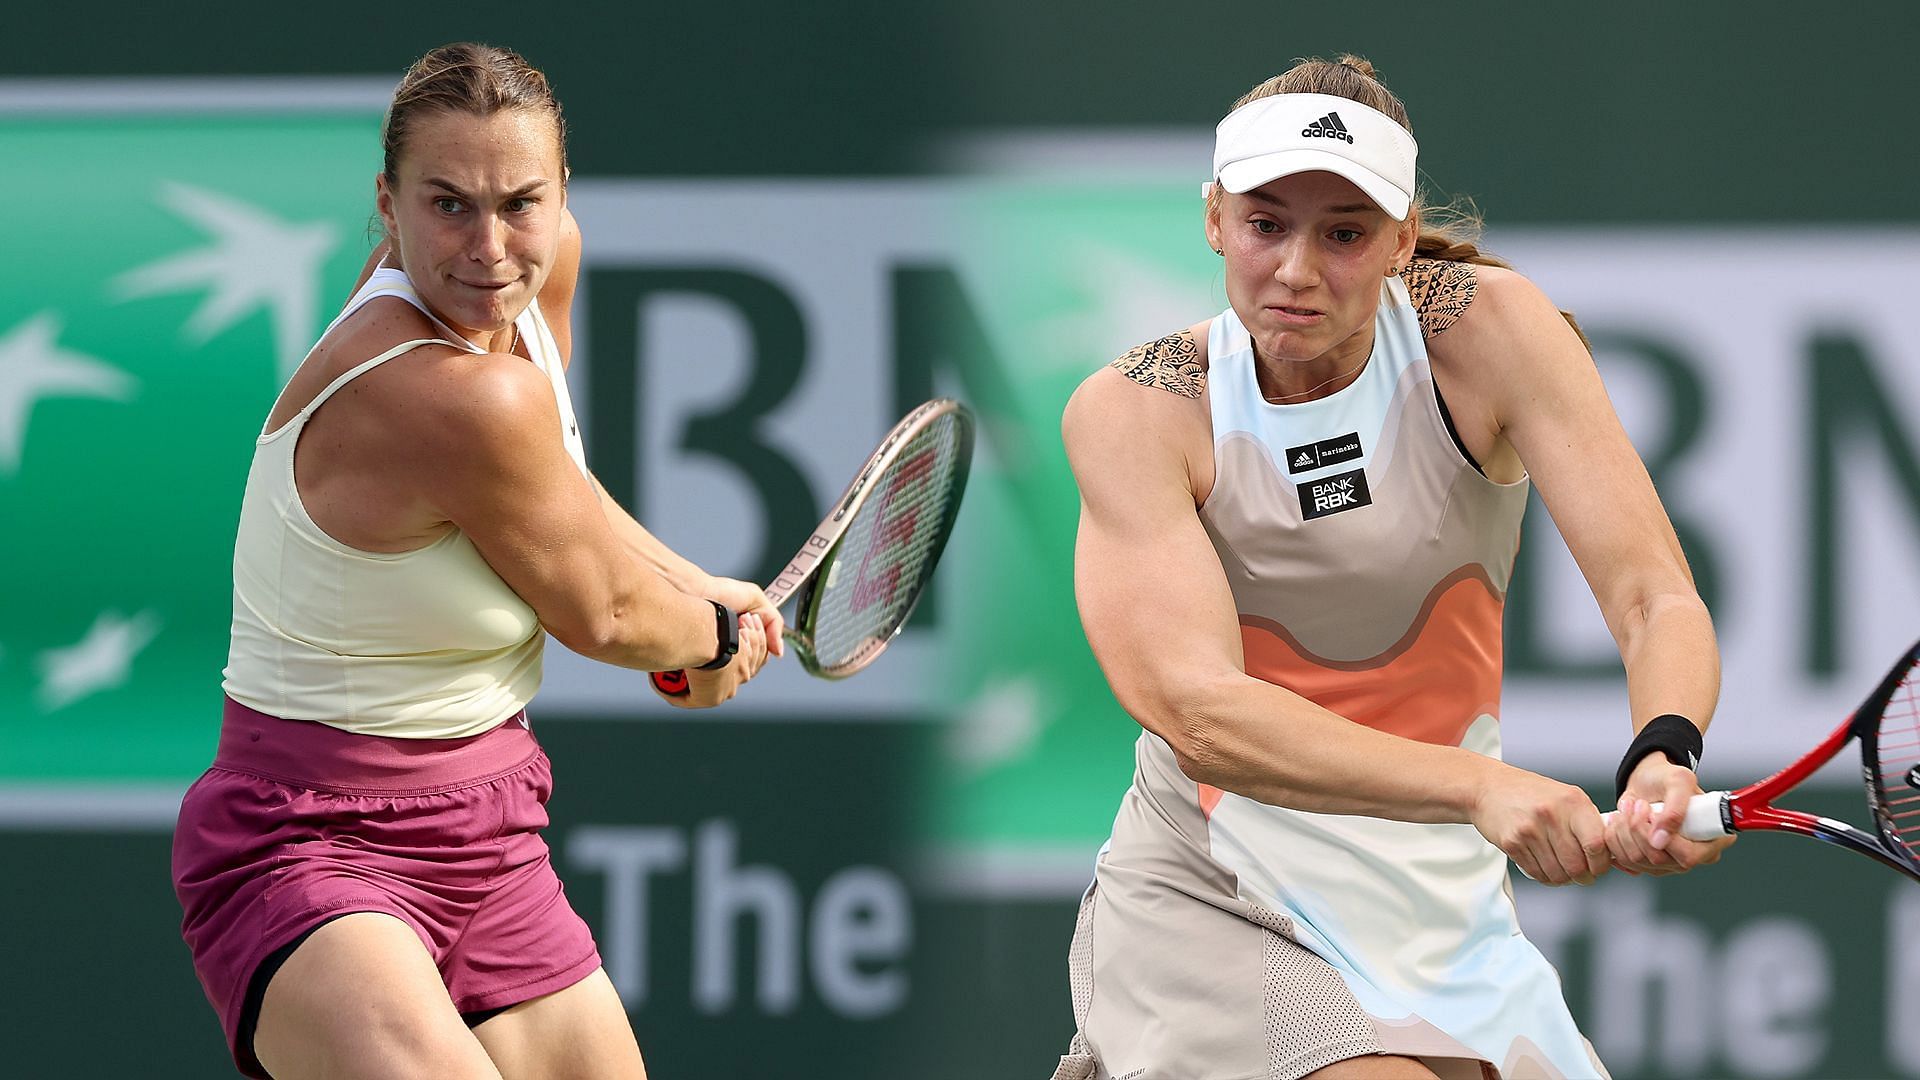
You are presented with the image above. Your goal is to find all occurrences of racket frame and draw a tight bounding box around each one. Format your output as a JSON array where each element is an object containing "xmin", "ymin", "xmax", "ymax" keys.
[
  {"xmin": 652, "ymin": 397, "xmax": 972, "ymax": 691},
  {"xmin": 1685, "ymin": 641, "xmax": 1920, "ymax": 881},
  {"xmin": 784, "ymin": 398, "xmax": 973, "ymax": 678}
]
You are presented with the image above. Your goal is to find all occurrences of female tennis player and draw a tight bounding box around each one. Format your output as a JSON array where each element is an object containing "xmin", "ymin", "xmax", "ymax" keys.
[
  {"xmin": 171, "ymin": 43, "xmax": 775, "ymax": 1079},
  {"xmin": 1052, "ymin": 56, "xmax": 1732, "ymax": 1080}
]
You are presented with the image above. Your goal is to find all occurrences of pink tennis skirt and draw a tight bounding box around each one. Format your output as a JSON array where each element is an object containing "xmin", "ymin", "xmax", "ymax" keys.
[{"xmin": 171, "ymin": 698, "xmax": 602, "ymax": 1077}]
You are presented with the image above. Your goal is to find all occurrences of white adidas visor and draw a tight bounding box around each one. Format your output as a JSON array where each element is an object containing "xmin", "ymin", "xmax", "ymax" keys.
[{"xmin": 1211, "ymin": 93, "xmax": 1418, "ymax": 220}]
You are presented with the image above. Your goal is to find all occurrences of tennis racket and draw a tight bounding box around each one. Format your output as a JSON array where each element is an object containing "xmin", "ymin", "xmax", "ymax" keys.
[
  {"xmin": 1614, "ymin": 639, "xmax": 1920, "ymax": 882},
  {"xmin": 650, "ymin": 398, "xmax": 974, "ymax": 694}
]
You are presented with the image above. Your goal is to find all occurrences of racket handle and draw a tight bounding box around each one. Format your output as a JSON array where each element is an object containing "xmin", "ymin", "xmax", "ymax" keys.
[
  {"xmin": 1600, "ymin": 791, "xmax": 1732, "ymax": 840},
  {"xmin": 648, "ymin": 622, "xmax": 789, "ymax": 699}
]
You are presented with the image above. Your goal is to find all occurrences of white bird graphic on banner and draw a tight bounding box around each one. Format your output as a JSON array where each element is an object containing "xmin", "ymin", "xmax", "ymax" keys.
[
  {"xmin": 37, "ymin": 610, "xmax": 164, "ymax": 712},
  {"xmin": 0, "ymin": 312, "xmax": 138, "ymax": 477},
  {"xmin": 946, "ymin": 675, "xmax": 1048, "ymax": 775},
  {"xmin": 113, "ymin": 182, "xmax": 337, "ymax": 378}
]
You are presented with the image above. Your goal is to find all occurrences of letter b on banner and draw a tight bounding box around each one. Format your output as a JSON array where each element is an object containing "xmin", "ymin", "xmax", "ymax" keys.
[{"xmin": 586, "ymin": 267, "xmax": 818, "ymax": 588}]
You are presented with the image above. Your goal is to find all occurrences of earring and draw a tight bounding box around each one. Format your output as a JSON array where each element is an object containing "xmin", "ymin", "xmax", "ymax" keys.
[
  {"xmin": 1213, "ymin": 247, "xmax": 1223, "ymax": 256},
  {"xmin": 1386, "ymin": 265, "xmax": 1401, "ymax": 277}
]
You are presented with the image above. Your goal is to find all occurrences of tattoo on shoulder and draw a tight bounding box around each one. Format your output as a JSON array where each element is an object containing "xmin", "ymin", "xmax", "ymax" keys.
[
  {"xmin": 1110, "ymin": 330, "xmax": 1204, "ymax": 398},
  {"xmin": 1403, "ymin": 258, "xmax": 1478, "ymax": 338}
]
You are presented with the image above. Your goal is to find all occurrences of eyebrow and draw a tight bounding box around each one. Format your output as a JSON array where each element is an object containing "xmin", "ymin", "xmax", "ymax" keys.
[
  {"xmin": 424, "ymin": 178, "xmax": 551, "ymax": 200},
  {"xmin": 1242, "ymin": 191, "xmax": 1378, "ymax": 216}
]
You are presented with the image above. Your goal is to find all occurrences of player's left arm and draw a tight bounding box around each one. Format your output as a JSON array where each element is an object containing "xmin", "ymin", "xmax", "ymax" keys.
[
  {"xmin": 537, "ymin": 205, "xmax": 581, "ymax": 366},
  {"xmin": 1432, "ymin": 265, "xmax": 1725, "ymax": 872},
  {"xmin": 541, "ymin": 207, "xmax": 783, "ymax": 650},
  {"xmin": 585, "ymin": 474, "xmax": 785, "ymax": 657}
]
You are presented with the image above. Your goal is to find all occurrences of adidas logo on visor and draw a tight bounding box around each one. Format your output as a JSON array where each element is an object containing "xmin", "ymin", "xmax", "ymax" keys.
[{"xmin": 1301, "ymin": 112, "xmax": 1353, "ymax": 144}]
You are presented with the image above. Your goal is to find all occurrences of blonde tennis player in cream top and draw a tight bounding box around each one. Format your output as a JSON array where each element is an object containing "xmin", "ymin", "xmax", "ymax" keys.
[
  {"xmin": 171, "ymin": 43, "xmax": 785, "ymax": 1080},
  {"xmin": 1054, "ymin": 55, "xmax": 1732, "ymax": 1080}
]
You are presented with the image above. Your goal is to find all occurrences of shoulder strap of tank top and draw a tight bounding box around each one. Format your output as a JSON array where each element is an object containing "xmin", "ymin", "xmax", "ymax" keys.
[
  {"xmin": 1205, "ymin": 307, "xmax": 1249, "ymax": 405},
  {"xmin": 326, "ymin": 267, "xmax": 483, "ymax": 353},
  {"xmin": 298, "ymin": 338, "xmax": 458, "ymax": 419},
  {"xmin": 322, "ymin": 266, "xmax": 406, "ymax": 335}
]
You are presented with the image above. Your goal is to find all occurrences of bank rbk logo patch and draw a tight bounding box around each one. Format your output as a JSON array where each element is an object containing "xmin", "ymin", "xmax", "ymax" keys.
[
  {"xmin": 1299, "ymin": 468, "xmax": 1372, "ymax": 520},
  {"xmin": 1284, "ymin": 431, "xmax": 1364, "ymax": 474}
]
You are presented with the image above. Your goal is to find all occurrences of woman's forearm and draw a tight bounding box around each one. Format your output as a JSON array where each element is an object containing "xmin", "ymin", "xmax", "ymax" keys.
[
  {"xmin": 1158, "ymin": 675, "xmax": 1508, "ymax": 824},
  {"xmin": 590, "ymin": 473, "xmax": 711, "ymax": 595},
  {"xmin": 1614, "ymin": 590, "xmax": 1719, "ymax": 734}
]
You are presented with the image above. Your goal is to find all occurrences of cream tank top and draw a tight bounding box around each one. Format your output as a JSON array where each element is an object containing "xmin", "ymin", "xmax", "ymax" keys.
[{"xmin": 222, "ymin": 266, "xmax": 589, "ymax": 738}]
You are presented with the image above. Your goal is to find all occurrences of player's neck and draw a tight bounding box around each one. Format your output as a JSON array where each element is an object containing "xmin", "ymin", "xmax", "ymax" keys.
[{"xmin": 1254, "ymin": 326, "xmax": 1375, "ymax": 405}]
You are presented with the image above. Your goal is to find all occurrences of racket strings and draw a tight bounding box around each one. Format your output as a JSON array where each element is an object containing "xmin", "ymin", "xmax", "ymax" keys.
[
  {"xmin": 806, "ymin": 412, "xmax": 968, "ymax": 674},
  {"xmin": 1872, "ymin": 658, "xmax": 1920, "ymax": 854}
]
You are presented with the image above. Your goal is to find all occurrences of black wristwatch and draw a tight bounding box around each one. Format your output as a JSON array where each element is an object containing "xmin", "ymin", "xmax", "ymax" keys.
[{"xmin": 695, "ymin": 600, "xmax": 739, "ymax": 670}]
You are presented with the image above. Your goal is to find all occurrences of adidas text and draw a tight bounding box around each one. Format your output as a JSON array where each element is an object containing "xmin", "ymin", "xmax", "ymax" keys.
[{"xmin": 1301, "ymin": 112, "xmax": 1353, "ymax": 144}]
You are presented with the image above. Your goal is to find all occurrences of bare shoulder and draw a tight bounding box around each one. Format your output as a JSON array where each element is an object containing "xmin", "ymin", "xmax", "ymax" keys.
[
  {"xmin": 316, "ymin": 295, "xmax": 555, "ymax": 429},
  {"xmin": 1068, "ymin": 323, "xmax": 1212, "ymax": 438},
  {"xmin": 1413, "ymin": 261, "xmax": 1571, "ymax": 355},
  {"xmin": 1406, "ymin": 256, "xmax": 1561, "ymax": 336},
  {"xmin": 1064, "ymin": 323, "xmax": 1214, "ymax": 497},
  {"xmin": 274, "ymin": 295, "xmax": 446, "ymax": 430},
  {"xmin": 1402, "ymin": 257, "xmax": 1482, "ymax": 339},
  {"xmin": 1418, "ymin": 259, "xmax": 1595, "ymax": 447},
  {"xmin": 1106, "ymin": 324, "xmax": 1209, "ymax": 399},
  {"xmin": 389, "ymin": 347, "xmax": 560, "ymax": 454},
  {"xmin": 311, "ymin": 311, "xmax": 557, "ymax": 481}
]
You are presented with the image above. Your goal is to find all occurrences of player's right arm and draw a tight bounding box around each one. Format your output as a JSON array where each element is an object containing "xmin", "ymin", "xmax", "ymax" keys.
[
  {"xmin": 386, "ymin": 350, "xmax": 768, "ymax": 703},
  {"xmin": 1065, "ymin": 340, "xmax": 1610, "ymax": 885}
]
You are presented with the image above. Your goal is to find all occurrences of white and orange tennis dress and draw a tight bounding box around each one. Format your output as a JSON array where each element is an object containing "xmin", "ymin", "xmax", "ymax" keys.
[{"xmin": 1054, "ymin": 271, "xmax": 1608, "ymax": 1080}]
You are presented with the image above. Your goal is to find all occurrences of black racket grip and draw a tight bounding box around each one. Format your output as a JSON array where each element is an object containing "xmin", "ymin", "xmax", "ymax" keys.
[{"xmin": 650, "ymin": 670, "xmax": 690, "ymax": 697}]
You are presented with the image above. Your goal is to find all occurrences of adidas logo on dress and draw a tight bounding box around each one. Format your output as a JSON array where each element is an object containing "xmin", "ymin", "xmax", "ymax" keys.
[{"xmin": 1301, "ymin": 113, "xmax": 1353, "ymax": 144}]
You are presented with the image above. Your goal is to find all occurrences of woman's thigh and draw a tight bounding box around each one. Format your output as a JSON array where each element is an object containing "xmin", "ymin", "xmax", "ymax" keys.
[
  {"xmin": 253, "ymin": 911, "xmax": 503, "ymax": 1080},
  {"xmin": 1303, "ymin": 1054, "xmax": 1441, "ymax": 1079},
  {"xmin": 472, "ymin": 967, "xmax": 647, "ymax": 1080}
]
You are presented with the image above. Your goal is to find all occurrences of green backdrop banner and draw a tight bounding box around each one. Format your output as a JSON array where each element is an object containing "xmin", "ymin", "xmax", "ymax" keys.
[{"xmin": 0, "ymin": 110, "xmax": 385, "ymax": 780}]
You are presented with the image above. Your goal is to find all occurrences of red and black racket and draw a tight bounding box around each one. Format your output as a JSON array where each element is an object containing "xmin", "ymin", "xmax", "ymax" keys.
[
  {"xmin": 650, "ymin": 398, "xmax": 974, "ymax": 696},
  {"xmin": 1646, "ymin": 640, "xmax": 1920, "ymax": 882}
]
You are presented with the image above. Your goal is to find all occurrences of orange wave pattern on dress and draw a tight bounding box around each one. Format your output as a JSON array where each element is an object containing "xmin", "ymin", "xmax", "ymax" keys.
[{"xmin": 1239, "ymin": 564, "xmax": 1507, "ymax": 748}]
